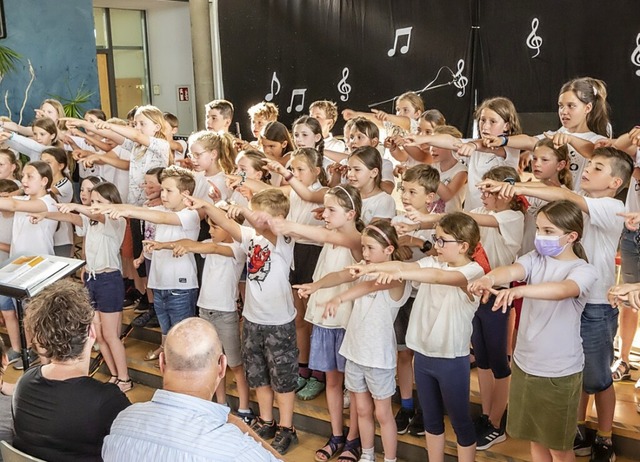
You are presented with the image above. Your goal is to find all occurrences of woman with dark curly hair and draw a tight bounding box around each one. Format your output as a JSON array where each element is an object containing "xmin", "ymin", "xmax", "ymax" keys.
[{"xmin": 12, "ymin": 279, "xmax": 130, "ymax": 462}]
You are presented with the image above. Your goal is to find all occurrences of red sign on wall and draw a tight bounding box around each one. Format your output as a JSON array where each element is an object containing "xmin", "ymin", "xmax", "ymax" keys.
[{"xmin": 178, "ymin": 87, "xmax": 189, "ymax": 102}]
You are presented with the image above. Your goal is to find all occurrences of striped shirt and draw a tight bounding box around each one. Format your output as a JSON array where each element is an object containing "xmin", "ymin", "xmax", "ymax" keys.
[{"xmin": 102, "ymin": 389, "xmax": 281, "ymax": 462}]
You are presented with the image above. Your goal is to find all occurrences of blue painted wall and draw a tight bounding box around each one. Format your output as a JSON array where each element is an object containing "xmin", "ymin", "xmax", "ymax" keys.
[{"xmin": 0, "ymin": 0, "xmax": 99, "ymax": 124}]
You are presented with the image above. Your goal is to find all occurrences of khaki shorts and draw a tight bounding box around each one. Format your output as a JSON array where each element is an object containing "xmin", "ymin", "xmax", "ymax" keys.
[{"xmin": 199, "ymin": 308, "xmax": 242, "ymax": 368}]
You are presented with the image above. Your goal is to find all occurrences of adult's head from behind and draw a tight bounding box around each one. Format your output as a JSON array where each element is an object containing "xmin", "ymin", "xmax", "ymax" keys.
[
  {"xmin": 160, "ymin": 318, "xmax": 226, "ymax": 400},
  {"xmin": 25, "ymin": 280, "xmax": 95, "ymax": 362}
]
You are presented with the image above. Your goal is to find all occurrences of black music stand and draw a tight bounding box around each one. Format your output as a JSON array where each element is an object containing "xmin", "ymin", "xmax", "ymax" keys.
[{"xmin": 0, "ymin": 255, "xmax": 85, "ymax": 371}]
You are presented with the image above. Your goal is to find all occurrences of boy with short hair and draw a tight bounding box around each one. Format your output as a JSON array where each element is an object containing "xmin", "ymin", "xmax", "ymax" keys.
[
  {"xmin": 309, "ymin": 100, "xmax": 346, "ymax": 154},
  {"xmin": 205, "ymin": 99, "xmax": 234, "ymax": 133},
  {"xmin": 247, "ymin": 102, "xmax": 279, "ymax": 140},
  {"xmin": 391, "ymin": 164, "xmax": 440, "ymax": 436},
  {"xmin": 479, "ymin": 146, "xmax": 633, "ymax": 462},
  {"xmin": 183, "ymin": 188, "xmax": 299, "ymax": 455},
  {"xmin": 92, "ymin": 165, "xmax": 202, "ymax": 342},
  {"xmin": 162, "ymin": 112, "xmax": 187, "ymax": 163}
]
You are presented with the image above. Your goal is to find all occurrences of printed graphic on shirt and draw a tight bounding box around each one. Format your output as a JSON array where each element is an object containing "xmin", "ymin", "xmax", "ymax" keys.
[{"xmin": 247, "ymin": 240, "xmax": 271, "ymax": 286}]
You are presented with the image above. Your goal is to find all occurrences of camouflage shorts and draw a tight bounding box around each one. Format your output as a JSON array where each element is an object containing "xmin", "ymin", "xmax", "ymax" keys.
[{"xmin": 242, "ymin": 319, "xmax": 298, "ymax": 393}]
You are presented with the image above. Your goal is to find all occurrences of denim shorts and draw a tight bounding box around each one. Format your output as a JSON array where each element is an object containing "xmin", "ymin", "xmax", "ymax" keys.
[
  {"xmin": 344, "ymin": 360, "xmax": 396, "ymax": 400},
  {"xmin": 620, "ymin": 228, "xmax": 640, "ymax": 283},
  {"xmin": 199, "ymin": 308, "xmax": 242, "ymax": 367},
  {"xmin": 153, "ymin": 288, "xmax": 198, "ymax": 335},
  {"xmin": 84, "ymin": 270, "xmax": 125, "ymax": 313},
  {"xmin": 309, "ymin": 325, "xmax": 347, "ymax": 373},
  {"xmin": 581, "ymin": 303, "xmax": 618, "ymax": 394},
  {"xmin": 0, "ymin": 295, "xmax": 14, "ymax": 312}
]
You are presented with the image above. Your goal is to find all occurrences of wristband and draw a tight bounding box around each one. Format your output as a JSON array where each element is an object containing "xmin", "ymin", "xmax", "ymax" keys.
[
  {"xmin": 284, "ymin": 170, "xmax": 294, "ymax": 181},
  {"xmin": 499, "ymin": 135, "xmax": 508, "ymax": 147},
  {"xmin": 503, "ymin": 177, "xmax": 516, "ymax": 185},
  {"xmin": 420, "ymin": 239, "xmax": 433, "ymax": 253},
  {"xmin": 237, "ymin": 171, "xmax": 247, "ymax": 186}
]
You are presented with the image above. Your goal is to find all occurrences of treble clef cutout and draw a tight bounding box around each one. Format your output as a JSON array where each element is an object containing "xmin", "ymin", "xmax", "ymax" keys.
[
  {"xmin": 265, "ymin": 72, "xmax": 281, "ymax": 102},
  {"xmin": 337, "ymin": 67, "xmax": 352, "ymax": 102},
  {"xmin": 631, "ymin": 33, "xmax": 640, "ymax": 77},
  {"xmin": 453, "ymin": 59, "xmax": 468, "ymax": 97},
  {"xmin": 526, "ymin": 18, "xmax": 543, "ymax": 59}
]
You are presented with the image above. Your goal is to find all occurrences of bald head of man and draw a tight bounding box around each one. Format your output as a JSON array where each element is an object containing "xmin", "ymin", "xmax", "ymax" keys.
[{"xmin": 159, "ymin": 318, "xmax": 227, "ymax": 401}]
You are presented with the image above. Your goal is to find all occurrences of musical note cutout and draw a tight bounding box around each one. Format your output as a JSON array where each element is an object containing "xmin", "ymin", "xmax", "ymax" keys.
[
  {"xmin": 337, "ymin": 67, "xmax": 352, "ymax": 102},
  {"xmin": 452, "ymin": 59, "xmax": 468, "ymax": 97},
  {"xmin": 286, "ymin": 88, "xmax": 307, "ymax": 113},
  {"xmin": 632, "ymin": 33, "xmax": 640, "ymax": 77},
  {"xmin": 387, "ymin": 27, "xmax": 413, "ymax": 57},
  {"xmin": 265, "ymin": 72, "xmax": 281, "ymax": 102},
  {"xmin": 526, "ymin": 18, "xmax": 543, "ymax": 59}
]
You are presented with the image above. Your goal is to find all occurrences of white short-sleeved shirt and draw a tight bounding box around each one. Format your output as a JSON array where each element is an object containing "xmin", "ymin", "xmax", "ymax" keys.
[
  {"xmin": 100, "ymin": 145, "xmax": 131, "ymax": 202},
  {"xmin": 0, "ymin": 213, "xmax": 13, "ymax": 262},
  {"xmin": 287, "ymin": 182, "xmax": 324, "ymax": 246},
  {"xmin": 536, "ymin": 129, "xmax": 605, "ymax": 191},
  {"xmin": 625, "ymin": 149, "xmax": 640, "ymax": 213},
  {"xmin": 339, "ymin": 275, "xmax": 411, "ymax": 369},
  {"xmin": 197, "ymin": 240, "xmax": 245, "ymax": 312},
  {"xmin": 10, "ymin": 196, "xmax": 58, "ymax": 258},
  {"xmin": 581, "ymin": 195, "xmax": 625, "ymax": 303},
  {"xmin": 76, "ymin": 215, "xmax": 126, "ymax": 273},
  {"xmin": 53, "ymin": 178, "xmax": 74, "ymax": 247},
  {"xmin": 462, "ymin": 143, "xmax": 519, "ymax": 211},
  {"xmin": 193, "ymin": 172, "xmax": 231, "ymax": 203},
  {"xmin": 147, "ymin": 207, "xmax": 200, "ymax": 290},
  {"xmin": 239, "ymin": 227, "xmax": 296, "ymax": 325},
  {"xmin": 406, "ymin": 257, "xmax": 484, "ymax": 358},
  {"xmin": 434, "ymin": 161, "xmax": 467, "ymax": 213},
  {"xmin": 515, "ymin": 251, "xmax": 598, "ymax": 377},
  {"xmin": 472, "ymin": 207, "xmax": 524, "ymax": 273},
  {"xmin": 125, "ymin": 138, "xmax": 170, "ymax": 206},
  {"xmin": 361, "ymin": 191, "xmax": 396, "ymax": 224}
]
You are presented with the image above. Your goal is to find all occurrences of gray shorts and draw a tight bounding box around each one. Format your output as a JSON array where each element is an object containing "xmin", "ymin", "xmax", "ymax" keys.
[
  {"xmin": 199, "ymin": 308, "xmax": 242, "ymax": 367},
  {"xmin": 344, "ymin": 359, "xmax": 396, "ymax": 400},
  {"xmin": 242, "ymin": 319, "xmax": 298, "ymax": 393}
]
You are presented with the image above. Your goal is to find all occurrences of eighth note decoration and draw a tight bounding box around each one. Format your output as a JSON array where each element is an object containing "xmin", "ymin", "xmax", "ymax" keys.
[
  {"xmin": 337, "ymin": 67, "xmax": 352, "ymax": 102},
  {"xmin": 631, "ymin": 33, "xmax": 640, "ymax": 77},
  {"xmin": 526, "ymin": 18, "xmax": 543, "ymax": 59},
  {"xmin": 265, "ymin": 71, "xmax": 281, "ymax": 102},
  {"xmin": 387, "ymin": 27, "xmax": 413, "ymax": 57}
]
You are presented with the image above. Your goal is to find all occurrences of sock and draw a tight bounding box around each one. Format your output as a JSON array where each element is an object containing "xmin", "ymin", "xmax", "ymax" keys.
[
  {"xmin": 384, "ymin": 459, "xmax": 397, "ymax": 462},
  {"xmin": 401, "ymin": 397, "xmax": 414, "ymax": 410},
  {"xmin": 577, "ymin": 421, "xmax": 586, "ymax": 427},
  {"xmin": 261, "ymin": 418, "xmax": 274, "ymax": 425},
  {"xmin": 298, "ymin": 363, "xmax": 311, "ymax": 379},
  {"xmin": 311, "ymin": 370, "xmax": 326, "ymax": 382},
  {"xmin": 237, "ymin": 408, "xmax": 251, "ymax": 414},
  {"xmin": 596, "ymin": 430, "xmax": 612, "ymax": 439},
  {"xmin": 362, "ymin": 447, "xmax": 374, "ymax": 457}
]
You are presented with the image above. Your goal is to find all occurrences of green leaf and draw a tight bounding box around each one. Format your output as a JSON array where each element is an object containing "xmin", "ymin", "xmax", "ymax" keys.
[{"xmin": 0, "ymin": 45, "xmax": 22, "ymax": 78}]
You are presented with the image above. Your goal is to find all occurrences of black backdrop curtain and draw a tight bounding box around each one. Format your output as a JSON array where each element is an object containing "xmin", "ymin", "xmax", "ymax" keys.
[{"xmin": 218, "ymin": 0, "xmax": 640, "ymax": 138}]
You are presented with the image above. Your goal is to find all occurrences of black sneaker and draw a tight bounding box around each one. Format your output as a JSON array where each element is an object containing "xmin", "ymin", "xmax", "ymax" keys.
[
  {"xmin": 132, "ymin": 311, "xmax": 154, "ymax": 327},
  {"xmin": 590, "ymin": 435, "xmax": 615, "ymax": 462},
  {"xmin": 236, "ymin": 409, "xmax": 256, "ymax": 426},
  {"xmin": 271, "ymin": 426, "xmax": 298, "ymax": 455},
  {"xmin": 408, "ymin": 408, "xmax": 425, "ymax": 436},
  {"xmin": 474, "ymin": 413, "xmax": 490, "ymax": 435},
  {"xmin": 251, "ymin": 418, "xmax": 277, "ymax": 440},
  {"xmin": 146, "ymin": 314, "xmax": 160, "ymax": 328},
  {"xmin": 395, "ymin": 407, "xmax": 414, "ymax": 434},
  {"xmin": 477, "ymin": 422, "xmax": 506, "ymax": 450},
  {"xmin": 573, "ymin": 425, "xmax": 592, "ymax": 457}
]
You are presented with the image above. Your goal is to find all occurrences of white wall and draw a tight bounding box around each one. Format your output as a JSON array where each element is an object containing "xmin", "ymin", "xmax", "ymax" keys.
[{"xmin": 146, "ymin": 4, "xmax": 196, "ymax": 135}]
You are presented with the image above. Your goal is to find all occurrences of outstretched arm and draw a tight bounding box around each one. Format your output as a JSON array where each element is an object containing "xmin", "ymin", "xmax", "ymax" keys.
[{"xmin": 183, "ymin": 193, "xmax": 242, "ymax": 243}]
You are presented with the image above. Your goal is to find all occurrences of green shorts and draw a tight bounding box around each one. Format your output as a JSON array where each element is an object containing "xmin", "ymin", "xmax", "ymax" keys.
[{"xmin": 507, "ymin": 361, "xmax": 582, "ymax": 451}]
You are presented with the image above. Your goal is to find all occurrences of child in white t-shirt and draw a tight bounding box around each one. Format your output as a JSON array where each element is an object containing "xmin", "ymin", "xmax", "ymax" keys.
[
  {"xmin": 183, "ymin": 188, "xmax": 299, "ymax": 456},
  {"xmin": 470, "ymin": 200, "xmax": 598, "ymax": 461},
  {"xmin": 478, "ymin": 147, "xmax": 633, "ymax": 459},
  {"xmin": 322, "ymin": 221, "xmax": 411, "ymax": 462},
  {"xmin": 92, "ymin": 166, "xmax": 202, "ymax": 363},
  {"xmin": 0, "ymin": 179, "xmax": 20, "ymax": 362},
  {"xmin": 356, "ymin": 213, "xmax": 484, "ymax": 462}
]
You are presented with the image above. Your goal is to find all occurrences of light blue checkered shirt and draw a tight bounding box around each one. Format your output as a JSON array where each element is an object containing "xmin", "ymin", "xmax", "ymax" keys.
[{"xmin": 102, "ymin": 389, "xmax": 281, "ymax": 462}]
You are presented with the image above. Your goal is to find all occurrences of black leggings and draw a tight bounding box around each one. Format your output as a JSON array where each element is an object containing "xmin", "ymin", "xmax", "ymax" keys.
[{"xmin": 471, "ymin": 294, "xmax": 511, "ymax": 379}]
